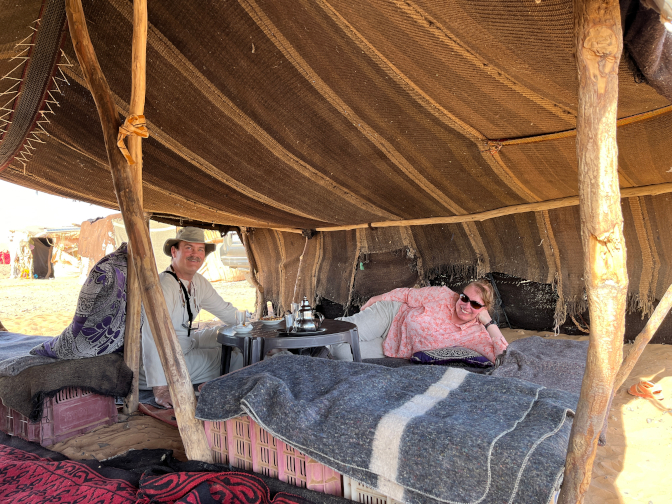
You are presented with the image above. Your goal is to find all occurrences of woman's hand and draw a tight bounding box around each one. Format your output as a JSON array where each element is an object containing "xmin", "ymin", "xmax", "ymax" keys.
[
  {"xmin": 478, "ymin": 310, "xmax": 508, "ymax": 353},
  {"xmin": 477, "ymin": 310, "xmax": 492, "ymax": 325}
]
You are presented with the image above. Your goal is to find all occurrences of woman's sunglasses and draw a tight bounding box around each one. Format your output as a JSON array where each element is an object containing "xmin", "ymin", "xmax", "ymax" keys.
[{"xmin": 459, "ymin": 292, "xmax": 484, "ymax": 310}]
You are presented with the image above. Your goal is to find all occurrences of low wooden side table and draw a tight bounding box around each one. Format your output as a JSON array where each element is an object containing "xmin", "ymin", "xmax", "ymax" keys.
[{"xmin": 218, "ymin": 319, "xmax": 361, "ymax": 373}]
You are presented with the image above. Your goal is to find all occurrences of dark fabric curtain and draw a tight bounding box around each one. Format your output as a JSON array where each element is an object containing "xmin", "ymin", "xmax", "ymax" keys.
[
  {"xmin": 31, "ymin": 238, "xmax": 53, "ymax": 279},
  {"xmin": 622, "ymin": 0, "xmax": 672, "ymax": 101}
]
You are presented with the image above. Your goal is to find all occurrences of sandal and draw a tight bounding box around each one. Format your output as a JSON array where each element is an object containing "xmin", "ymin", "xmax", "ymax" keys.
[{"xmin": 628, "ymin": 380, "xmax": 664, "ymax": 401}]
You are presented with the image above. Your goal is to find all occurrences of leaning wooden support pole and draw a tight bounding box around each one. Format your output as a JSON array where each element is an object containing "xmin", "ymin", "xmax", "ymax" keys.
[
  {"xmin": 613, "ymin": 283, "xmax": 672, "ymax": 392},
  {"xmin": 122, "ymin": 0, "xmax": 148, "ymax": 416},
  {"xmin": 558, "ymin": 1, "xmax": 628, "ymax": 503},
  {"xmin": 65, "ymin": 0, "xmax": 212, "ymax": 462}
]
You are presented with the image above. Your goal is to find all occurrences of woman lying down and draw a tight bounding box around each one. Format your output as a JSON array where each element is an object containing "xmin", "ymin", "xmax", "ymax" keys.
[{"xmin": 331, "ymin": 279, "xmax": 508, "ymax": 363}]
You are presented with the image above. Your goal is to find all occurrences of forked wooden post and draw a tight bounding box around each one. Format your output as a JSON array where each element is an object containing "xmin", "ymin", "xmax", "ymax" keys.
[
  {"xmin": 558, "ymin": 1, "xmax": 628, "ymax": 502},
  {"xmin": 122, "ymin": 0, "xmax": 148, "ymax": 416},
  {"xmin": 613, "ymin": 283, "xmax": 672, "ymax": 392},
  {"xmin": 65, "ymin": 0, "xmax": 212, "ymax": 462}
]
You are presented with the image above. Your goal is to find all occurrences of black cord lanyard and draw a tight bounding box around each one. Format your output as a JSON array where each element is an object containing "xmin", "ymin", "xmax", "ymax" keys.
[{"xmin": 166, "ymin": 269, "xmax": 193, "ymax": 337}]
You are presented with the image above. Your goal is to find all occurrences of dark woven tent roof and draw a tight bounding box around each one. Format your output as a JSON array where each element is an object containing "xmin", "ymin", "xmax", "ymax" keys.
[{"xmin": 1, "ymin": 0, "xmax": 671, "ymax": 327}]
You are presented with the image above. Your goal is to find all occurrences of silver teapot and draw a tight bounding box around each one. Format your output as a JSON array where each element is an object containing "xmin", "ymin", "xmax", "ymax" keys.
[{"xmin": 291, "ymin": 296, "xmax": 324, "ymax": 332}]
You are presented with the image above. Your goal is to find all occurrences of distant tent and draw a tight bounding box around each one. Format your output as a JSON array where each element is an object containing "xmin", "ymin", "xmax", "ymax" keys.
[
  {"xmin": 47, "ymin": 230, "xmax": 81, "ymax": 277},
  {"xmin": 112, "ymin": 217, "xmax": 175, "ymax": 273},
  {"xmin": 4, "ymin": 227, "xmax": 77, "ymax": 279},
  {"xmin": 31, "ymin": 237, "xmax": 54, "ymax": 279},
  {"xmin": 78, "ymin": 214, "xmax": 175, "ymax": 277}
]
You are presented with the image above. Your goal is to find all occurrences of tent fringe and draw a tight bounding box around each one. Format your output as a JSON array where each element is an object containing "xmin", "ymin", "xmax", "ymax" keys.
[
  {"xmin": 550, "ymin": 294, "xmax": 589, "ymax": 335},
  {"xmin": 426, "ymin": 263, "xmax": 478, "ymax": 285},
  {"xmin": 627, "ymin": 291, "xmax": 655, "ymax": 319},
  {"xmin": 566, "ymin": 295, "xmax": 589, "ymax": 320},
  {"xmin": 553, "ymin": 295, "xmax": 568, "ymax": 335},
  {"xmin": 551, "ymin": 272, "xmax": 566, "ymax": 334}
]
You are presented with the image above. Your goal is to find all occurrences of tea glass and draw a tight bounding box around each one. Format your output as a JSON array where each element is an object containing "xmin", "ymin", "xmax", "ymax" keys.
[{"xmin": 235, "ymin": 310, "xmax": 247, "ymax": 327}]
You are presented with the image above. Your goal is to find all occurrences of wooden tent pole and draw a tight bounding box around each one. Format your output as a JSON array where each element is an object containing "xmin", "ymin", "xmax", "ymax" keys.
[
  {"xmin": 612, "ymin": 283, "xmax": 672, "ymax": 392},
  {"xmin": 122, "ymin": 0, "xmax": 147, "ymax": 416},
  {"xmin": 306, "ymin": 182, "xmax": 672, "ymax": 233},
  {"xmin": 558, "ymin": 1, "xmax": 627, "ymax": 502},
  {"xmin": 65, "ymin": 0, "xmax": 212, "ymax": 462}
]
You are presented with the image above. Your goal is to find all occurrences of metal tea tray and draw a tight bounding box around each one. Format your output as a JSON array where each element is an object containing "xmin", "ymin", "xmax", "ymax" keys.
[{"xmin": 275, "ymin": 328, "xmax": 327, "ymax": 336}]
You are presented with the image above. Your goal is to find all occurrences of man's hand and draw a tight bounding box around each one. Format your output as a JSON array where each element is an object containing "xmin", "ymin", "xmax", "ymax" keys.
[{"xmin": 153, "ymin": 386, "xmax": 173, "ymax": 408}]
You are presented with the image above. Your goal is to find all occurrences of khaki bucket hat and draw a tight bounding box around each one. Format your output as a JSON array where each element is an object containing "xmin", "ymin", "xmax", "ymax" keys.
[{"xmin": 163, "ymin": 227, "xmax": 216, "ymax": 256}]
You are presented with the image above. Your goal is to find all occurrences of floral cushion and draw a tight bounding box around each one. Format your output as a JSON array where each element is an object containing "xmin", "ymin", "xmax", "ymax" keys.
[
  {"xmin": 30, "ymin": 244, "xmax": 127, "ymax": 359},
  {"xmin": 410, "ymin": 347, "xmax": 493, "ymax": 367}
]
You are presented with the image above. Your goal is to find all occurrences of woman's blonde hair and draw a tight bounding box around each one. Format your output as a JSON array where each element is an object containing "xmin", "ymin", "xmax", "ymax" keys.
[{"xmin": 467, "ymin": 279, "xmax": 494, "ymax": 311}]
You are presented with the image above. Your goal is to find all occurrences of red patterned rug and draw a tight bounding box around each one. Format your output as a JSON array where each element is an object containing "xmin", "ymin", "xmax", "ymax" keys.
[
  {"xmin": 0, "ymin": 444, "xmax": 311, "ymax": 503},
  {"xmin": 137, "ymin": 471, "xmax": 312, "ymax": 503},
  {"xmin": 0, "ymin": 444, "xmax": 137, "ymax": 503}
]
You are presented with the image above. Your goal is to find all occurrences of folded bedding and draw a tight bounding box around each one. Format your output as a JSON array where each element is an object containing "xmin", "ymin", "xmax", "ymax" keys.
[
  {"xmin": 0, "ymin": 332, "xmax": 57, "ymax": 377},
  {"xmin": 490, "ymin": 336, "xmax": 589, "ymax": 394},
  {"xmin": 488, "ymin": 335, "xmax": 617, "ymax": 446},
  {"xmin": 197, "ymin": 355, "xmax": 576, "ymax": 504},
  {"xmin": 0, "ymin": 351, "xmax": 132, "ymax": 421}
]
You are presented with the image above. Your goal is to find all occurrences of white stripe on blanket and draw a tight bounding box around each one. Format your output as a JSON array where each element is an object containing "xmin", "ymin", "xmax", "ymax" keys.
[{"xmin": 370, "ymin": 367, "xmax": 468, "ymax": 500}]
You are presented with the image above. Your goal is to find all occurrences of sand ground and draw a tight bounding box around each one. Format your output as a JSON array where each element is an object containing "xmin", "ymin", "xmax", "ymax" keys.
[{"xmin": 1, "ymin": 267, "xmax": 670, "ymax": 503}]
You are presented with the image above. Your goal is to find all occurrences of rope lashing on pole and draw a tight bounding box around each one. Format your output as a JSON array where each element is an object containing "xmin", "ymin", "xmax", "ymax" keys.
[{"xmin": 117, "ymin": 113, "xmax": 148, "ymax": 164}]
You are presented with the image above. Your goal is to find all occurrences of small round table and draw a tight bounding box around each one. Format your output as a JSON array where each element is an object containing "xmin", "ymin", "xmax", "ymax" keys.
[{"xmin": 217, "ymin": 319, "xmax": 361, "ymax": 373}]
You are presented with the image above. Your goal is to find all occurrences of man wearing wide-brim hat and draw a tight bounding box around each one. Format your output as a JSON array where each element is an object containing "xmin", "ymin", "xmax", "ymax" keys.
[{"xmin": 140, "ymin": 227, "xmax": 243, "ymax": 408}]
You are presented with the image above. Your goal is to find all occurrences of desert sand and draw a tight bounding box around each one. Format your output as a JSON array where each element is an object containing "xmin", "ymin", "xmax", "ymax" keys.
[{"xmin": 1, "ymin": 267, "xmax": 670, "ymax": 503}]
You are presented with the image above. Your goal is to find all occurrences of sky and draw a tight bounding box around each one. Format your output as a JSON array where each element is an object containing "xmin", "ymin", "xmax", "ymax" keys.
[{"xmin": 0, "ymin": 180, "xmax": 118, "ymax": 246}]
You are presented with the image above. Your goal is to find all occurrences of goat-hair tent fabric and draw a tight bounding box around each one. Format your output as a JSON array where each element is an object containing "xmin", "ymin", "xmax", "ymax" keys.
[
  {"xmin": 1, "ymin": 0, "xmax": 671, "ymax": 326},
  {"xmin": 248, "ymin": 192, "xmax": 672, "ymax": 328}
]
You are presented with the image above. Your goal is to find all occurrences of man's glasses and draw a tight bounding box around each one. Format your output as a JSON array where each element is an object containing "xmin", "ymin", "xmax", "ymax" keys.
[{"xmin": 459, "ymin": 292, "xmax": 484, "ymax": 310}]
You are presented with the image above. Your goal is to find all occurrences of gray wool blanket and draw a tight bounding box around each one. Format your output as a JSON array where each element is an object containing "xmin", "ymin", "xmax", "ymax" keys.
[
  {"xmin": 490, "ymin": 336, "xmax": 589, "ymax": 394},
  {"xmin": 0, "ymin": 352, "xmax": 133, "ymax": 421},
  {"xmin": 488, "ymin": 336, "xmax": 615, "ymax": 446},
  {"xmin": 0, "ymin": 332, "xmax": 57, "ymax": 377},
  {"xmin": 197, "ymin": 356, "xmax": 576, "ymax": 504}
]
